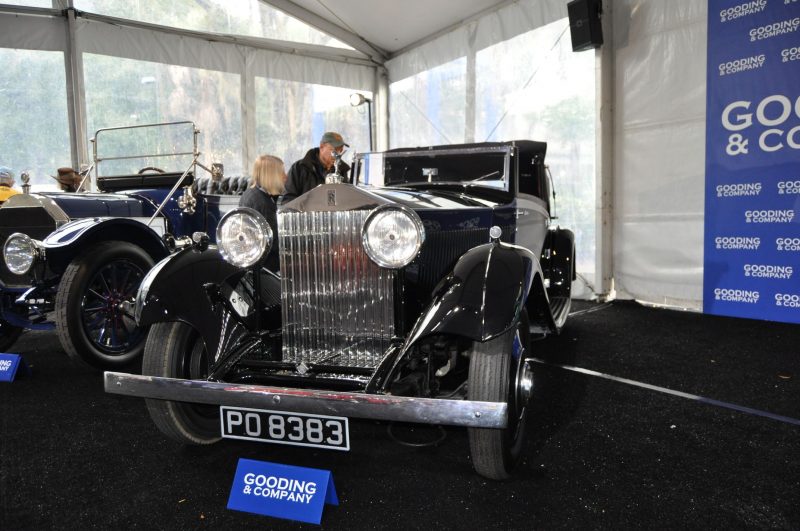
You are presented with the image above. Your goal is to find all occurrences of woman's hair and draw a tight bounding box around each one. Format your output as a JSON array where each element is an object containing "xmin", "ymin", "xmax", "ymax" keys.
[{"xmin": 251, "ymin": 155, "xmax": 286, "ymax": 195}]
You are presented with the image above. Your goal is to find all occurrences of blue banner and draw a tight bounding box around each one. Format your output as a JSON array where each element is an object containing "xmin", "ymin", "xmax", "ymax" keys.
[
  {"xmin": 704, "ymin": 0, "xmax": 800, "ymax": 323},
  {"xmin": 0, "ymin": 353, "xmax": 29, "ymax": 382},
  {"xmin": 227, "ymin": 459, "xmax": 338, "ymax": 524}
]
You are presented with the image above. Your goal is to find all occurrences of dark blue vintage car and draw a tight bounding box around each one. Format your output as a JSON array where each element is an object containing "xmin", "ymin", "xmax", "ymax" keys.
[
  {"xmin": 104, "ymin": 140, "xmax": 576, "ymax": 480},
  {"xmin": 0, "ymin": 122, "xmax": 248, "ymax": 369}
]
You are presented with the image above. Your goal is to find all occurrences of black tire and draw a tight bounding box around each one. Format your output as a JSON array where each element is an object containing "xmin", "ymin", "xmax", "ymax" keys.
[
  {"xmin": 142, "ymin": 321, "xmax": 220, "ymax": 445},
  {"xmin": 467, "ymin": 314, "xmax": 531, "ymax": 480},
  {"xmin": 0, "ymin": 318, "xmax": 23, "ymax": 352},
  {"xmin": 55, "ymin": 241, "xmax": 154, "ymax": 370}
]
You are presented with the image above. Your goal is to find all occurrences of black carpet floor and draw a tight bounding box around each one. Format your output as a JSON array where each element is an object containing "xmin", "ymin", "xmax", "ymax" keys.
[{"xmin": 1, "ymin": 300, "xmax": 798, "ymax": 530}]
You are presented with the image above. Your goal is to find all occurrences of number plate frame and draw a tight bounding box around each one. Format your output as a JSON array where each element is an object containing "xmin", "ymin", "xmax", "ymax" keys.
[{"xmin": 220, "ymin": 406, "xmax": 350, "ymax": 451}]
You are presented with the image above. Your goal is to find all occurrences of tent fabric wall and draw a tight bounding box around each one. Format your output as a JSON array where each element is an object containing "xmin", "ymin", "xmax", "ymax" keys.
[
  {"xmin": 75, "ymin": 17, "xmax": 375, "ymax": 89},
  {"xmin": 386, "ymin": 0, "xmax": 566, "ymax": 83},
  {"xmin": 0, "ymin": 10, "xmax": 376, "ymax": 89},
  {"xmin": 0, "ymin": 12, "xmax": 65, "ymax": 50},
  {"xmin": 612, "ymin": 0, "xmax": 707, "ymax": 310}
]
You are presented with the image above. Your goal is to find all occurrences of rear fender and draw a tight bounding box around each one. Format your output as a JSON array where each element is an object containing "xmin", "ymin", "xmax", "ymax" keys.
[
  {"xmin": 534, "ymin": 227, "xmax": 575, "ymax": 332},
  {"xmin": 541, "ymin": 227, "xmax": 576, "ymax": 296}
]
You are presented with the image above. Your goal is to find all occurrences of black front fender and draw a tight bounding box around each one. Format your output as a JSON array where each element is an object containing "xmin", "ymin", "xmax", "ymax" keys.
[
  {"xmin": 42, "ymin": 217, "xmax": 170, "ymax": 272},
  {"xmin": 137, "ymin": 246, "xmax": 284, "ymax": 361},
  {"xmin": 405, "ymin": 241, "xmax": 539, "ymax": 345},
  {"xmin": 136, "ymin": 246, "xmax": 242, "ymax": 352}
]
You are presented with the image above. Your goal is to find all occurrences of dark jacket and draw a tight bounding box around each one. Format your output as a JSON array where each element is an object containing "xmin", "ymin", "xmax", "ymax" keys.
[
  {"xmin": 283, "ymin": 147, "xmax": 350, "ymax": 203},
  {"xmin": 239, "ymin": 186, "xmax": 280, "ymax": 271}
]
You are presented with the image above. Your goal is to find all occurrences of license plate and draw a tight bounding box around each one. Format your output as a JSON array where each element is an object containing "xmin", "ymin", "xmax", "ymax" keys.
[{"xmin": 220, "ymin": 406, "xmax": 350, "ymax": 451}]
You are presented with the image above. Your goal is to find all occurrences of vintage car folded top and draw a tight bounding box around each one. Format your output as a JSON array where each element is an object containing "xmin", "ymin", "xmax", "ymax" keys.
[
  {"xmin": 104, "ymin": 140, "xmax": 575, "ymax": 479},
  {"xmin": 0, "ymin": 122, "xmax": 246, "ymax": 369}
]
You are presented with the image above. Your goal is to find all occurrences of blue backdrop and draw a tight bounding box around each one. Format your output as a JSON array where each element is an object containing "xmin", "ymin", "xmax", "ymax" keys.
[{"xmin": 704, "ymin": 0, "xmax": 800, "ymax": 323}]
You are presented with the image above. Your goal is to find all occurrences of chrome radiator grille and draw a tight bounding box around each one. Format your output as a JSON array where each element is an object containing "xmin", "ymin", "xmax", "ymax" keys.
[
  {"xmin": 279, "ymin": 210, "xmax": 395, "ymax": 368},
  {"xmin": 0, "ymin": 204, "xmax": 59, "ymax": 287}
]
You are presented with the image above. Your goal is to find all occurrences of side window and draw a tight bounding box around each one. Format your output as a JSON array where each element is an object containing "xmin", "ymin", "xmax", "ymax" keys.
[
  {"xmin": 517, "ymin": 153, "xmax": 551, "ymax": 212},
  {"xmin": 536, "ymin": 156, "xmax": 551, "ymax": 210},
  {"xmin": 518, "ymin": 155, "xmax": 538, "ymax": 197}
]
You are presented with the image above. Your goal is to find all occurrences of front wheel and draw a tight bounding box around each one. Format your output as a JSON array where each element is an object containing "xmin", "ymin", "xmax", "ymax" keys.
[
  {"xmin": 467, "ymin": 314, "xmax": 531, "ymax": 480},
  {"xmin": 142, "ymin": 321, "xmax": 220, "ymax": 445},
  {"xmin": 55, "ymin": 241, "xmax": 153, "ymax": 370}
]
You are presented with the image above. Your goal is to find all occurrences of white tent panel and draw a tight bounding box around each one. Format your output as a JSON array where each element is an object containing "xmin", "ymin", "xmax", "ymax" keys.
[
  {"xmin": 74, "ymin": 17, "xmax": 374, "ymax": 89},
  {"xmin": 612, "ymin": 0, "xmax": 707, "ymax": 309},
  {"xmin": 385, "ymin": 25, "xmax": 469, "ymax": 84},
  {"xmin": 75, "ymin": 18, "xmax": 244, "ymax": 75},
  {"xmin": 386, "ymin": 0, "xmax": 566, "ymax": 82},
  {"xmin": 247, "ymin": 45, "xmax": 374, "ymax": 89},
  {"xmin": 615, "ymin": 120, "xmax": 705, "ymax": 305},
  {"xmin": 471, "ymin": 0, "xmax": 566, "ymax": 53},
  {"xmin": 286, "ymin": 0, "xmax": 508, "ymax": 54},
  {"xmin": 0, "ymin": 12, "xmax": 65, "ymax": 50}
]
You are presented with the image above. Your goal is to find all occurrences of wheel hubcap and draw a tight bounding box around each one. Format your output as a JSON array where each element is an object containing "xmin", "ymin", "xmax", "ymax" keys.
[{"xmin": 516, "ymin": 358, "xmax": 534, "ymax": 406}]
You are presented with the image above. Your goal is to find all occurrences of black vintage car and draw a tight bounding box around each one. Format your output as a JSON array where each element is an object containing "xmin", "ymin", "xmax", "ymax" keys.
[
  {"xmin": 0, "ymin": 122, "xmax": 246, "ymax": 369},
  {"xmin": 104, "ymin": 141, "xmax": 575, "ymax": 479}
]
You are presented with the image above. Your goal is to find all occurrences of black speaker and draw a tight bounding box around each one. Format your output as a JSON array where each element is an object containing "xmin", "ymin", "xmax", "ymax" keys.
[{"xmin": 567, "ymin": 0, "xmax": 603, "ymax": 52}]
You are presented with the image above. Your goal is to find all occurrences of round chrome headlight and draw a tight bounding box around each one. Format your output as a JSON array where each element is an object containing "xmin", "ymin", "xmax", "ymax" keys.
[
  {"xmin": 362, "ymin": 205, "xmax": 425, "ymax": 268},
  {"xmin": 3, "ymin": 233, "xmax": 38, "ymax": 275},
  {"xmin": 216, "ymin": 207, "xmax": 273, "ymax": 268}
]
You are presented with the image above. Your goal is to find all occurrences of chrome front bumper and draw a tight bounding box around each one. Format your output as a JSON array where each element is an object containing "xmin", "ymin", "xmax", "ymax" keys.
[{"xmin": 104, "ymin": 372, "xmax": 508, "ymax": 429}]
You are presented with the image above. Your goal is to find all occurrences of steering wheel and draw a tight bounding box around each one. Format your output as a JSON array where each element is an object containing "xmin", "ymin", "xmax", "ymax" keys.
[{"xmin": 138, "ymin": 167, "xmax": 165, "ymax": 175}]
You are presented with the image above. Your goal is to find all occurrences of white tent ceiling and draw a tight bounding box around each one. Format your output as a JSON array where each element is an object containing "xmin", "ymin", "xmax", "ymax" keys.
[{"xmin": 265, "ymin": 0, "xmax": 514, "ymax": 61}]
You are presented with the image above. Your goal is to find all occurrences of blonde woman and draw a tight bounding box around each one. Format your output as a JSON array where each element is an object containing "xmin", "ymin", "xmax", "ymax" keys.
[{"xmin": 239, "ymin": 154, "xmax": 286, "ymax": 271}]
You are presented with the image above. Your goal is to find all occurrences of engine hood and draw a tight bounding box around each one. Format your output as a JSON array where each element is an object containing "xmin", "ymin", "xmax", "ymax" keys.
[
  {"xmin": 281, "ymin": 183, "xmax": 501, "ymax": 214},
  {"xmin": 30, "ymin": 191, "xmax": 151, "ymax": 219},
  {"xmin": 368, "ymin": 187, "xmax": 501, "ymax": 209},
  {"xmin": 0, "ymin": 193, "xmax": 70, "ymax": 225}
]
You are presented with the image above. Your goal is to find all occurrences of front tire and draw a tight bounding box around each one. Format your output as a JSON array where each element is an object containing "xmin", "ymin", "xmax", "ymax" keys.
[
  {"xmin": 142, "ymin": 321, "xmax": 220, "ymax": 445},
  {"xmin": 55, "ymin": 241, "xmax": 153, "ymax": 370},
  {"xmin": 467, "ymin": 314, "xmax": 531, "ymax": 480}
]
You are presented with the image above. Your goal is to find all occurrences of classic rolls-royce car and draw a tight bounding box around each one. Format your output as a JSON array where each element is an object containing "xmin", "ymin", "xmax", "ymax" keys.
[
  {"xmin": 104, "ymin": 140, "xmax": 575, "ymax": 479},
  {"xmin": 0, "ymin": 122, "xmax": 247, "ymax": 369}
]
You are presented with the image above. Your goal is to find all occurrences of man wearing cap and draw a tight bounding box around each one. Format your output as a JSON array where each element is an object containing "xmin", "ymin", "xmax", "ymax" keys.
[
  {"xmin": 0, "ymin": 166, "xmax": 20, "ymax": 203},
  {"xmin": 283, "ymin": 131, "xmax": 350, "ymax": 203}
]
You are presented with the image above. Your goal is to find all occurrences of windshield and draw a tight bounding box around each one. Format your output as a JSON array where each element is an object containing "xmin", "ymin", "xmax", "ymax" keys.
[
  {"xmin": 93, "ymin": 121, "xmax": 197, "ymax": 177},
  {"xmin": 355, "ymin": 146, "xmax": 510, "ymax": 191}
]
